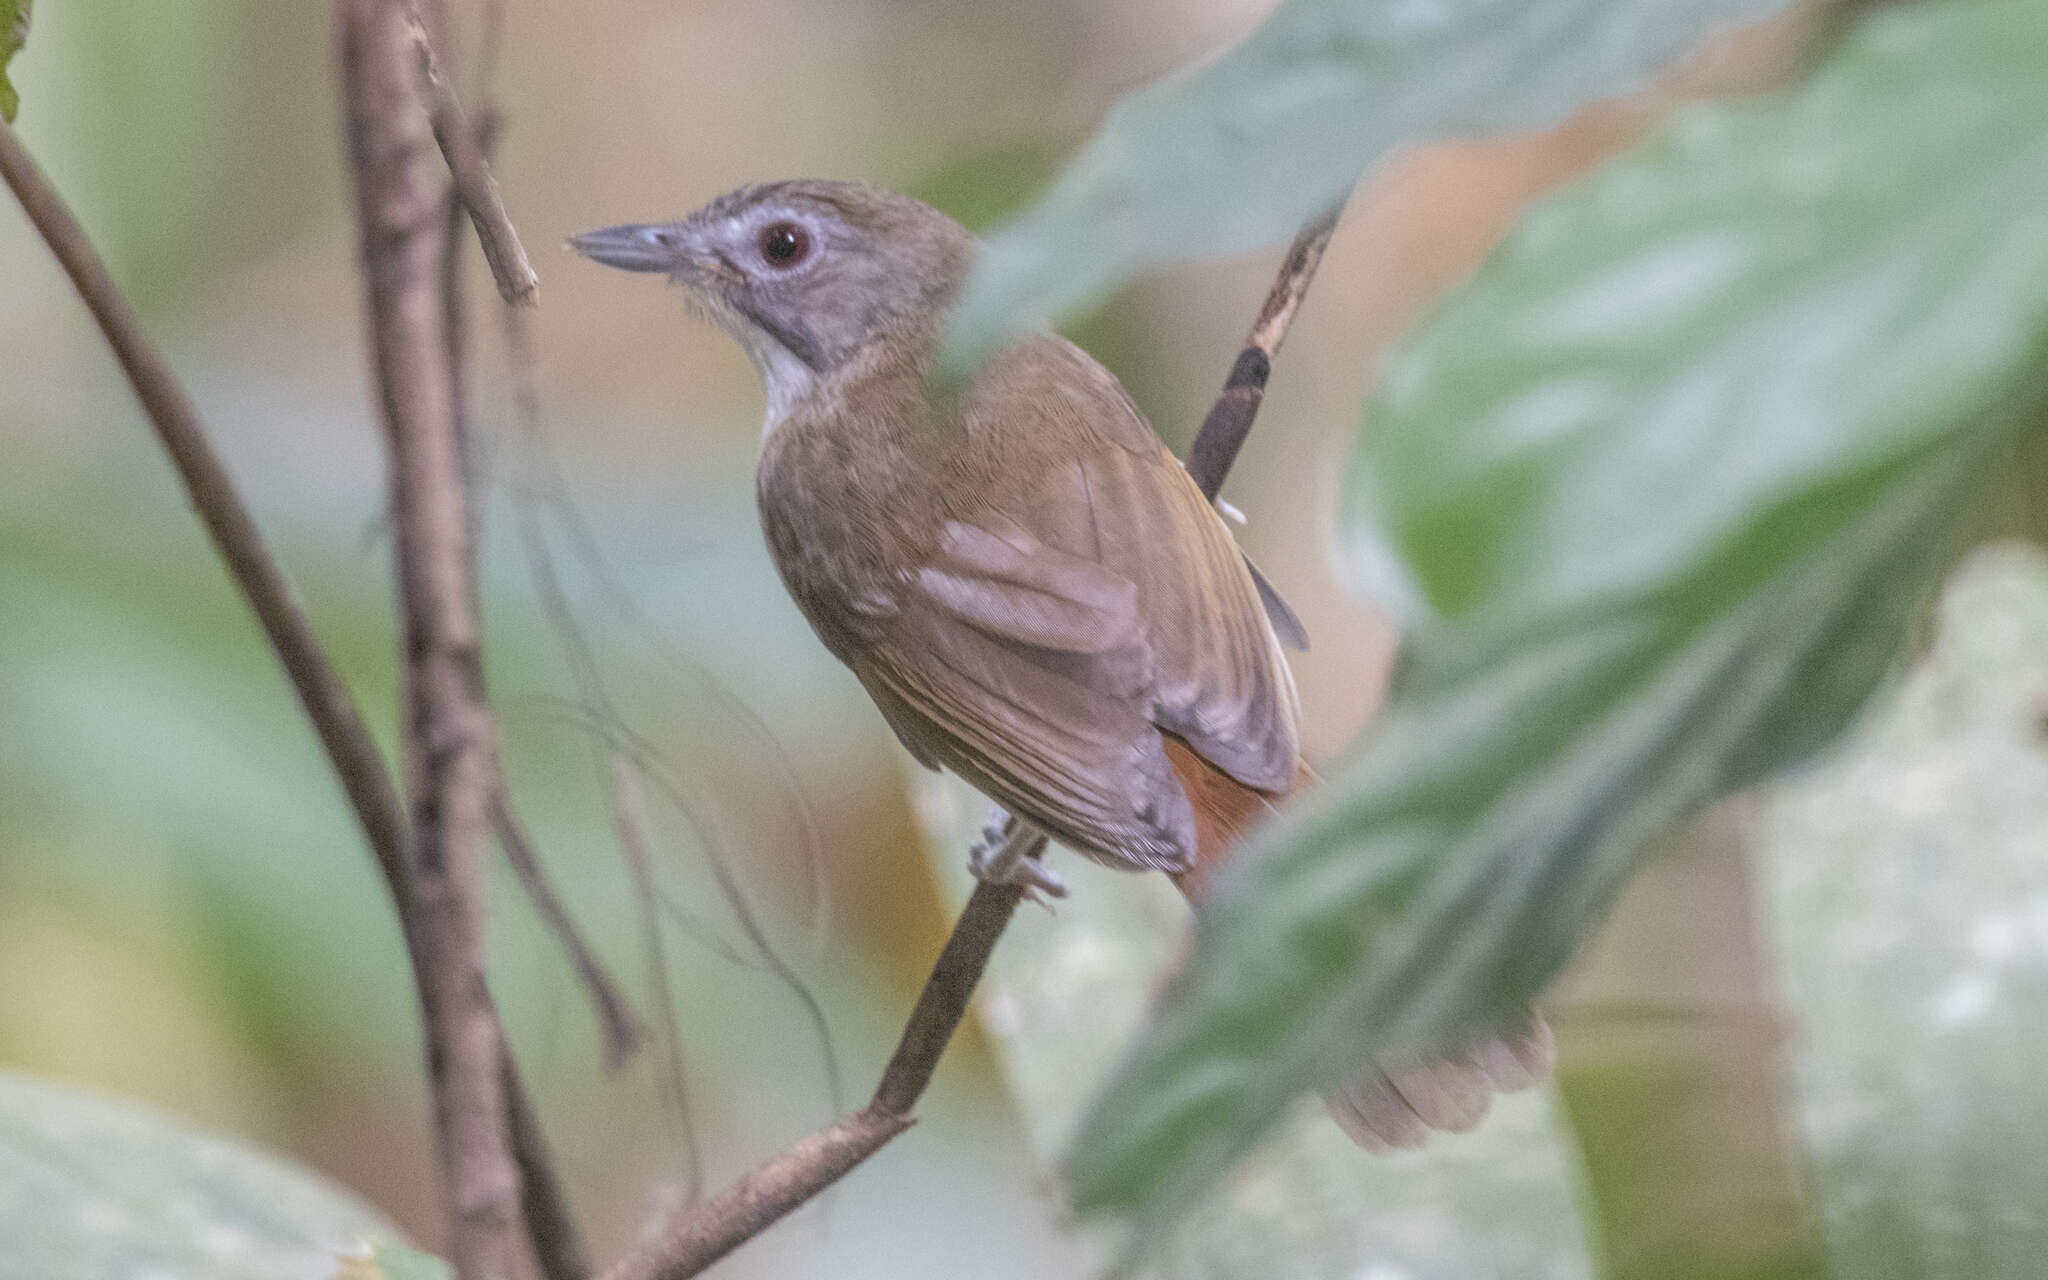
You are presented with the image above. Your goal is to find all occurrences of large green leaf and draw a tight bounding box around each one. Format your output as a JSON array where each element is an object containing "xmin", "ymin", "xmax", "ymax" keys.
[
  {"xmin": 0, "ymin": 1070, "xmax": 398, "ymax": 1278},
  {"xmin": 1066, "ymin": 0, "xmax": 2048, "ymax": 1250},
  {"xmin": 940, "ymin": 0, "xmax": 1794, "ymax": 374},
  {"xmin": 1, "ymin": 0, "xmax": 27, "ymax": 121}
]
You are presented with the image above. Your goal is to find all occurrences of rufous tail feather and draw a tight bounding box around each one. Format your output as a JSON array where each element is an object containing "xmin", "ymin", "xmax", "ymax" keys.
[{"xmin": 1160, "ymin": 737, "xmax": 1554, "ymax": 1152}]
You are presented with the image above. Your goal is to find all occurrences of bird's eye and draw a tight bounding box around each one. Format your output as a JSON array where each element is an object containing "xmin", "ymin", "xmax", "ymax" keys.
[{"xmin": 757, "ymin": 221, "xmax": 810, "ymax": 268}]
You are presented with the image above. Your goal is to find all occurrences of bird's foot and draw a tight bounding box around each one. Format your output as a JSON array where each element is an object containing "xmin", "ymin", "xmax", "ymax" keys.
[{"xmin": 967, "ymin": 806, "xmax": 1066, "ymax": 904}]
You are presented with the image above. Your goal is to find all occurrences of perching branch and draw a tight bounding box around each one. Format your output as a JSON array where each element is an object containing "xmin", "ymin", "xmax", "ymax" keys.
[
  {"xmin": 601, "ymin": 205, "xmax": 1346, "ymax": 1280},
  {"xmin": 340, "ymin": 1, "xmax": 521, "ymax": 1276}
]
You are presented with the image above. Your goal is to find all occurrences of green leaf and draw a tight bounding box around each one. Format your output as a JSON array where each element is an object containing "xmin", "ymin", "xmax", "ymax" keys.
[
  {"xmin": 0, "ymin": 1070, "xmax": 399, "ymax": 1278},
  {"xmin": 0, "ymin": 0, "xmax": 27, "ymax": 121},
  {"xmin": 1066, "ymin": 0, "xmax": 2048, "ymax": 1252},
  {"xmin": 940, "ymin": 0, "xmax": 1794, "ymax": 376}
]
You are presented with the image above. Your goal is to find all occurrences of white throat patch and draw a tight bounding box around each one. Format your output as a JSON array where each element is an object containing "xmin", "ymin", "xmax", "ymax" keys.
[
  {"xmin": 749, "ymin": 335, "xmax": 816, "ymax": 437},
  {"xmin": 677, "ymin": 284, "xmax": 816, "ymax": 437}
]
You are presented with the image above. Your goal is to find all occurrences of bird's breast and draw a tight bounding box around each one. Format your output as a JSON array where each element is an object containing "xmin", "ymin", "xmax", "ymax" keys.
[{"xmin": 755, "ymin": 413, "xmax": 941, "ymax": 666}]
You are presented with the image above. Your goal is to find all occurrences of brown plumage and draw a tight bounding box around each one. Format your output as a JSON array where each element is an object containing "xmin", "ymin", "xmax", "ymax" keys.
[
  {"xmin": 756, "ymin": 326, "xmax": 1300, "ymax": 875},
  {"xmin": 572, "ymin": 179, "xmax": 1549, "ymax": 1151}
]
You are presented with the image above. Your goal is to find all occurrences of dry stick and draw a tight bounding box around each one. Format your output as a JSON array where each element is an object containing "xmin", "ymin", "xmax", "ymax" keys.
[
  {"xmin": 1185, "ymin": 205, "xmax": 1342, "ymax": 502},
  {"xmin": 1, "ymin": 58, "xmax": 587, "ymax": 1280},
  {"xmin": 401, "ymin": 0, "xmax": 536, "ymax": 305},
  {"xmin": 440, "ymin": 87, "xmax": 643, "ymax": 1077},
  {"xmin": 340, "ymin": 2, "xmax": 521, "ymax": 1277},
  {"xmin": 608, "ymin": 756, "xmax": 709, "ymax": 1206},
  {"xmin": 602, "ymin": 204, "xmax": 1346, "ymax": 1280}
]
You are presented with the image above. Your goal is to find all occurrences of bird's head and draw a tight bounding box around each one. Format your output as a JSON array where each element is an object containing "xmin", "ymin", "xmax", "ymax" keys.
[{"xmin": 572, "ymin": 179, "xmax": 974, "ymax": 424}]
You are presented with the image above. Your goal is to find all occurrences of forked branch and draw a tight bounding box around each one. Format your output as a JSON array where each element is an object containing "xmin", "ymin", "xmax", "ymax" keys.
[{"xmin": 402, "ymin": 0, "xmax": 536, "ymax": 303}]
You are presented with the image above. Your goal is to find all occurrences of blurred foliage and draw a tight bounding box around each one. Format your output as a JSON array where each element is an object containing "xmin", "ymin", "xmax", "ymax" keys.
[
  {"xmin": 1069, "ymin": 0, "xmax": 2048, "ymax": 1256},
  {"xmin": 1766, "ymin": 545, "xmax": 2048, "ymax": 1280},
  {"xmin": 0, "ymin": 0, "xmax": 23, "ymax": 121},
  {"xmin": 922, "ymin": 544, "xmax": 2048, "ymax": 1280},
  {"xmin": 942, "ymin": 0, "xmax": 1796, "ymax": 373},
  {"xmin": 0, "ymin": 1070, "xmax": 397, "ymax": 1279}
]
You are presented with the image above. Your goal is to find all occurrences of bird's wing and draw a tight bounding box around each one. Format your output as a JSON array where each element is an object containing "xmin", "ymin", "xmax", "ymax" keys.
[
  {"xmin": 857, "ymin": 508, "xmax": 1194, "ymax": 868},
  {"xmin": 856, "ymin": 336, "xmax": 1300, "ymax": 870}
]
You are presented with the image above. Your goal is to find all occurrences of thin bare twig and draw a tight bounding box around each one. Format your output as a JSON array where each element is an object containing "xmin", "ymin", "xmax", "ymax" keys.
[
  {"xmin": 499, "ymin": 300, "xmax": 833, "ymax": 952},
  {"xmin": 543, "ymin": 706, "xmax": 846, "ymax": 1123},
  {"xmin": 609, "ymin": 756, "xmax": 708, "ymax": 1205},
  {"xmin": 1185, "ymin": 205, "xmax": 1342, "ymax": 501},
  {"xmin": 601, "ymin": 202, "xmax": 1345, "ymax": 1280},
  {"xmin": 491, "ymin": 788, "xmax": 648, "ymax": 1066},
  {"xmin": 340, "ymin": 2, "xmax": 521, "ymax": 1275},
  {"xmin": 402, "ymin": 0, "xmax": 536, "ymax": 304},
  {"xmin": 614, "ymin": 1110, "xmax": 911, "ymax": 1280},
  {"xmin": 495, "ymin": 286, "xmax": 849, "ymax": 1153}
]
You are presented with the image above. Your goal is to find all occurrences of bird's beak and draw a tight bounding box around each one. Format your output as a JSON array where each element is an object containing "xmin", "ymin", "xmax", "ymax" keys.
[
  {"xmin": 571, "ymin": 222, "xmax": 746, "ymax": 290},
  {"xmin": 568, "ymin": 222, "xmax": 684, "ymax": 274}
]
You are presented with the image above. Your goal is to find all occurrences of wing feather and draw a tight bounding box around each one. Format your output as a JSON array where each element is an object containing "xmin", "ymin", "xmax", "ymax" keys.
[{"xmin": 854, "ymin": 334, "xmax": 1300, "ymax": 870}]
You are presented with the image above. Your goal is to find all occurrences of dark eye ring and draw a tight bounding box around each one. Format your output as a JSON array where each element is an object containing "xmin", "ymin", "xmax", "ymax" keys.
[{"xmin": 757, "ymin": 221, "xmax": 809, "ymax": 268}]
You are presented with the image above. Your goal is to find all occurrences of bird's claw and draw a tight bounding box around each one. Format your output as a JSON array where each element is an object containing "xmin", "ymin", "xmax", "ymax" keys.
[{"xmin": 967, "ymin": 807, "xmax": 1067, "ymax": 904}]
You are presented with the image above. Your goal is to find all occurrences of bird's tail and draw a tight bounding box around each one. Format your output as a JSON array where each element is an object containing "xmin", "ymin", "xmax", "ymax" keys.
[{"xmin": 1162, "ymin": 738, "xmax": 1553, "ymax": 1152}]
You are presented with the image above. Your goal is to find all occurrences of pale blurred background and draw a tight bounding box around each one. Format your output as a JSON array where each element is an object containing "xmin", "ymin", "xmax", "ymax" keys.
[{"xmin": 5, "ymin": 1, "xmax": 2048, "ymax": 1277}]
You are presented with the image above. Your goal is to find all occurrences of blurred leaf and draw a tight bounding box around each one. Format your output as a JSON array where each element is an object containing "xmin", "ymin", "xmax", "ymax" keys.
[
  {"xmin": 1067, "ymin": 0, "xmax": 2048, "ymax": 1252},
  {"xmin": 1, "ymin": 0, "xmax": 27, "ymax": 121},
  {"xmin": 0, "ymin": 1070, "xmax": 395, "ymax": 1278},
  {"xmin": 941, "ymin": 0, "xmax": 1794, "ymax": 375},
  {"xmin": 1764, "ymin": 545, "xmax": 2048, "ymax": 1280},
  {"xmin": 331, "ymin": 1240, "xmax": 450, "ymax": 1280}
]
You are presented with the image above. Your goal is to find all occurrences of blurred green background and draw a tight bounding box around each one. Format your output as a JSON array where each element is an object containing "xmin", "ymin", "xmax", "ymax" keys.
[{"xmin": 4, "ymin": 1, "xmax": 2047, "ymax": 1277}]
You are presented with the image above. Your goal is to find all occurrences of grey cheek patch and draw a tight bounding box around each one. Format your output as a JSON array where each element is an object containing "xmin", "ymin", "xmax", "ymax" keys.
[{"xmin": 745, "ymin": 308, "xmax": 824, "ymax": 371}]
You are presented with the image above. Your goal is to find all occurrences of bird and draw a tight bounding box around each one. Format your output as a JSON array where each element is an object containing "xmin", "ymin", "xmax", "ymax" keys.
[{"xmin": 572, "ymin": 179, "xmax": 1551, "ymax": 1151}]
